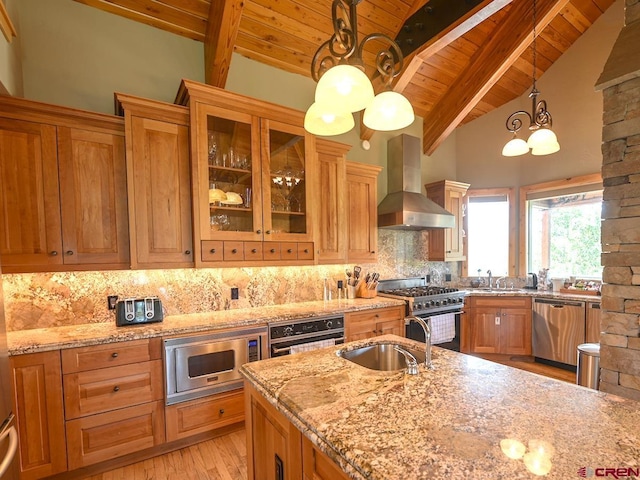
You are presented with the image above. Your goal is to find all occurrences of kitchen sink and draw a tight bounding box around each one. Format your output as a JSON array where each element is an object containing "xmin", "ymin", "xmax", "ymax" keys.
[{"xmin": 338, "ymin": 343, "xmax": 425, "ymax": 371}]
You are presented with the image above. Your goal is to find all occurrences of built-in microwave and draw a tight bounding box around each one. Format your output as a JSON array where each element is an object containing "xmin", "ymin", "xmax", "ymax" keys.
[{"xmin": 163, "ymin": 326, "xmax": 267, "ymax": 405}]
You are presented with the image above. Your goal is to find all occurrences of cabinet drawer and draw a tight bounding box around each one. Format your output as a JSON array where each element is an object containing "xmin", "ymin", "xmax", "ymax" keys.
[
  {"xmin": 201, "ymin": 240, "xmax": 223, "ymax": 261},
  {"xmin": 297, "ymin": 242, "xmax": 314, "ymax": 260},
  {"xmin": 165, "ymin": 388, "xmax": 244, "ymax": 442},
  {"xmin": 64, "ymin": 360, "xmax": 163, "ymax": 419},
  {"xmin": 264, "ymin": 242, "xmax": 281, "ymax": 260},
  {"xmin": 244, "ymin": 241, "xmax": 263, "ymax": 260},
  {"xmin": 281, "ymin": 242, "xmax": 297, "ymax": 260},
  {"xmin": 468, "ymin": 296, "xmax": 531, "ymax": 309},
  {"xmin": 224, "ymin": 241, "xmax": 245, "ymax": 261},
  {"xmin": 66, "ymin": 400, "xmax": 165, "ymax": 469},
  {"xmin": 61, "ymin": 338, "xmax": 161, "ymax": 373},
  {"xmin": 347, "ymin": 306, "xmax": 403, "ymax": 326}
]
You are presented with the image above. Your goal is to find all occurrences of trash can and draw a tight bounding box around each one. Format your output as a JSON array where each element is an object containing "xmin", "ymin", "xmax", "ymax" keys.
[{"xmin": 576, "ymin": 343, "xmax": 600, "ymax": 389}]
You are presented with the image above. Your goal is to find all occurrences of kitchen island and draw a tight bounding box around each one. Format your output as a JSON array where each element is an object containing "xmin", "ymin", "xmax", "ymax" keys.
[{"xmin": 241, "ymin": 335, "xmax": 640, "ymax": 479}]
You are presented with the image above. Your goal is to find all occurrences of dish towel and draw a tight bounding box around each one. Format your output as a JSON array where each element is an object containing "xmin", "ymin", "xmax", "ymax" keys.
[
  {"xmin": 430, "ymin": 313, "xmax": 456, "ymax": 344},
  {"xmin": 289, "ymin": 338, "xmax": 336, "ymax": 354}
]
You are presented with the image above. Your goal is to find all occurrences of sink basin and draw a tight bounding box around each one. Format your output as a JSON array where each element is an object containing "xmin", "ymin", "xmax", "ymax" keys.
[{"xmin": 338, "ymin": 343, "xmax": 425, "ymax": 371}]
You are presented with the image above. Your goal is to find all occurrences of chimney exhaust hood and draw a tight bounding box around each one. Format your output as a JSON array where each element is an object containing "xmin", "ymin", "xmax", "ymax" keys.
[{"xmin": 378, "ymin": 134, "xmax": 455, "ymax": 230}]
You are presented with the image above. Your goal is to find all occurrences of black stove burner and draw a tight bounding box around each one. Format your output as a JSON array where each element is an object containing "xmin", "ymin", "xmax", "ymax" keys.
[{"xmin": 379, "ymin": 286, "xmax": 459, "ymax": 297}]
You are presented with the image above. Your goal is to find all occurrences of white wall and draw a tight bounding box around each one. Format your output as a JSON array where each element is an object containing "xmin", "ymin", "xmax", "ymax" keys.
[
  {"xmin": 456, "ymin": 0, "xmax": 624, "ymax": 189},
  {"xmin": 0, "ymin": 0, "xmax": 23, "ymax": 96}
]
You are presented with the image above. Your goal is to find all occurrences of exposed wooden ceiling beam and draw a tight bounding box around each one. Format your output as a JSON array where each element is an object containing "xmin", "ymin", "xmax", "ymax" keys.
[
  {"xmin": 421, "ymin": 0, "xmax": 570, "ymax": 155},
  {"xmin": 360, "ymin": 0, "xmax": 512, "ymax": 142},
  {"xmin": 204, "ymin": 0, "xmax": 244, "ymax": 88}
]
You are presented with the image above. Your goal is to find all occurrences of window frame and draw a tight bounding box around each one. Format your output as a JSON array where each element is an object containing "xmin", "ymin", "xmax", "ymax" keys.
[
  {"xmin": 463, "ymin": 187, "xmax": 516, "ymax": 277},
  {"xmin": 518, "ymin": 173, "xmax": 602, "ymax": 276}
]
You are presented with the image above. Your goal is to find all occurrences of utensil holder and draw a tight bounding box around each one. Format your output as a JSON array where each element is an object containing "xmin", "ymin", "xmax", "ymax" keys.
[
  {"xmin": 346, "ymin": 285, "xmax": 357, "ymax": 299},
  {"xmin": 356, "ymin": 282, "xmax": 377, "ymax": 298}
]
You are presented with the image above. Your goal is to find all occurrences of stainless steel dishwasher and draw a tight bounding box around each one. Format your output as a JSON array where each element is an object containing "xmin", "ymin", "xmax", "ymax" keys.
[{"xmin": 532, "ymin": 298, "xmax": 586, "ymax": 366}]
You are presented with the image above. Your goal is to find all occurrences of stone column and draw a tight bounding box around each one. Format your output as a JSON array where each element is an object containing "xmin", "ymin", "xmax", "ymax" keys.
[{"xmin": 596, "ymin": 0, "xmax": 640, "ymax": 400}]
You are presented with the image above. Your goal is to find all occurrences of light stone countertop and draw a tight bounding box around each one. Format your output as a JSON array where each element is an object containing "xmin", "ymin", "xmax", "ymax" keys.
[
  {"xmin": 6, "ymin": 298, "xmax": 405, "ymax": 355},
  {"xmin": 464, "ymin": 288, "xmax": 601, "ymax": 303},
  {"xmin": 241, "ymin": 334, "xmax": 639, "ymax": 480}
]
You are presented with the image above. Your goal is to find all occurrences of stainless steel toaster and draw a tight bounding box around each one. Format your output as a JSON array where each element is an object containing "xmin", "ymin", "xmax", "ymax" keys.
[{"xmin": 115, "ymin": 297, "xmax": 164, "ymax": 326}]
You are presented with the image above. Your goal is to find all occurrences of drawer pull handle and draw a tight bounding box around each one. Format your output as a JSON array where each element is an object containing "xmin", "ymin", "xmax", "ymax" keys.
[
  {"xmin": 232, "ymin": 249, "xmax": 238, "ymax": 254},
  {"xmin": 257, "ymin": 229, "xmax": 262, "ymax": 234},
  {"xmin": 375, "ymin": 314, "xmax": 380, "ymax": 318},
  {"xmin": 219, "ymin": 409, "xmax": 225, "ymax": 415},
  {"xmin": 266, "ymin": 230, "xmax": 272, "ymax": 235},
  {"xmin": 185, "ymin": 250, "xmax": 191, "ymax": 255},
  {"xmin": 287, "ymin": 249, "xmax": 293, "ymax": 253},
  {"xmin": 111, "ymin": 352, "xmax": 118, "ymax": 358},
  {"xmin": 66, "ymin": 250, "xmax": 74, "ymax": 255},
  {"xmin": 50, "ymin": 251, "xmax": 58, "ymax": 256},
  {"xmin": 252, "ymin": 249, "xmax": 257, "ymax": 253},
  {"xmin": 210, "ymin": 248, "xmax": 216, "ymax": 253},
  {"xmin": 304, "ymin": 249, "xmax": 309, "ymax": 253},
  {"xmin": 270, "ymin": 249, "xmax": 276, "ymax": 253},
  {"xmin": 113, "ymin": 386, "xmax": 120, "ymax": 392}
]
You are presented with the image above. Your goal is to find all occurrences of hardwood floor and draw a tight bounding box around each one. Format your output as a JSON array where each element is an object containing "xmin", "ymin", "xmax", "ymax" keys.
[{"xmin": 91, "ymin": 356, "xmax": 573, "ymax": 480}]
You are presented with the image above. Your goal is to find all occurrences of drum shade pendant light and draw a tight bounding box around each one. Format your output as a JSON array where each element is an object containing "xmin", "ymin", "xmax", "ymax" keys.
[
  {"xmin": 304, "ymin": 0, "xmax": 414, "ymax": 136},
  {"xmin": 502, "ymin": 0, "xmax": 559, "ymax": 157}
]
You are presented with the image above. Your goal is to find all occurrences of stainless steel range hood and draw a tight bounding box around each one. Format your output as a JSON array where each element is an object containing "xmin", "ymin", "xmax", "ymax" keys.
[{"xmin": 378, "ymin": 134, "xmax": 455, "ymax": 230}]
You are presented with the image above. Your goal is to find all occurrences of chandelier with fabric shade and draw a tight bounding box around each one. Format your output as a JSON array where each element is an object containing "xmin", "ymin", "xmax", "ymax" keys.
[
  {"xmin": 303, "ymin": 0, "xmax": 414, "ymax": 136},
  {"xmin": 502, "ymin": 0, "xmax": 560, "ymax": 157}
]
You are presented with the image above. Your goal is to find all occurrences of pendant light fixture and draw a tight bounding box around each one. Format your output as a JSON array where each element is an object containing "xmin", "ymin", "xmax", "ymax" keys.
[
  {"xmin": 304, "ymin": 0, "xmax": 414, "ymax": 136},
  {"xmin": 502, "ymin": 0, "xmax": 559, "ymax": 157}
]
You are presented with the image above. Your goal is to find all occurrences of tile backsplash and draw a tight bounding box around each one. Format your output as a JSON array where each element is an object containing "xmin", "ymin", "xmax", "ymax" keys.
[{"xmin": 3, "ymin": 230, "xmax": 457, "ymax": 331}]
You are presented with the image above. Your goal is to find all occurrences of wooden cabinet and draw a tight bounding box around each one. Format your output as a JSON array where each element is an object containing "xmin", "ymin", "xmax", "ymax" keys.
[
  {"xmin": 177, "ymin": 80, "xmax": 316, "ymax": 267},
  {"xmin": 346, "ymin": 162, "xmax": 382, "ymax": 263},
  {"xmin": 345, "ymin": 305, "xmax": 405, "ymax": 342},
  {"xmin": 10, "ymin": 351, "xmax": 67, "ymax": 479},
  {"xmin": 302, "ymin": 436, "xmax": 350, "ymax": 480},
  {"xmin": 246, "ymin": 382, "xmax": 302, "ymax": 480},
  {"xmin": 424, "ymin": 180, "xmax": 470, "ymax": 261},
  {"xmin": 61, "ymin": 338, "xmax": 165, "ymax": 469},
  {"xmin": 0, "ymin": 97, "xmax": 129, "ymax": 273},
  {"xmin": 586, "ymin": 302, "xmax": 601, "ymax": 344},
  {"xmin": 117, "ymin": 94, "xmax": 193, "ymax": 269},
  {"xmin": 165, "ymin": 388, "xmax": 245, "ymax": 442},
  {"xmin": 462, "ymin": 296, "xmax": 532, "ymax": 355},
  {"xmin": 315, "ymin": 139, "xmax": 349, "ymax": 264}
]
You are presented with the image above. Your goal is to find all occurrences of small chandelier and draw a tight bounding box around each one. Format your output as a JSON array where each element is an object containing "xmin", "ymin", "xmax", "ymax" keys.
[
  {"xmin": 502, "ymin": 0, "xmax": 560, "ymax": 157},
  {"xmin": 304, "ymin": 0, "xmax": 415, "ymax": 136}
]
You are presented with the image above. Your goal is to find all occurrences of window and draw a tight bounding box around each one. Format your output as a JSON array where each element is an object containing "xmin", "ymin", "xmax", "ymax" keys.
[
  {"xmin": 520, "ymin": 174, "xmax": 603, "ymax": 279},
  {"xmin": 464, "ymin": 188, "xmax": 515, "ymax": 277}
]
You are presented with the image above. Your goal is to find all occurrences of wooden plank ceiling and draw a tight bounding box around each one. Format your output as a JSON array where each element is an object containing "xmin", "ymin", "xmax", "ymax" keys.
[{"xmin": 74, "ymin": 0, "xmax": 615, "ymax": 154}]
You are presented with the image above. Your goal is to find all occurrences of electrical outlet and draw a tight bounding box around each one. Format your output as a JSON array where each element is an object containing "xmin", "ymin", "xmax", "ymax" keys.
[
  {"xmin": 445, "ymin": 273, "xmax": 452, "ymax": 282},
  {"xmin": 231, "ymin": 287, "xmax": 239, "ymax": 300},
  {"xmin": 425, "ymin": 274, "xmax": 431, "ymax": 283},
  {"xmin": 107, "ymin": 295, "xmax": 118, "ymax": 310}
]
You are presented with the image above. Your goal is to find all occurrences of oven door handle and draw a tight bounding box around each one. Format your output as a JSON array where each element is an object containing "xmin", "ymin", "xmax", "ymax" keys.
[{"xmin": 271, "ymin": 336, "xmax": 345, "ymax": 355}]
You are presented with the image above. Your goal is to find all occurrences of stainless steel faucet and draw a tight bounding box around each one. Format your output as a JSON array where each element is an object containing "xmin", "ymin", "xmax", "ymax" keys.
[
  {"xmin": 486, "ymin": 270, "xmax": 493, "ymax": 288},
  {"xmin": 407, "ymin": 316, "xmax": 433, "ymax": 369},
  {"xmin": 394, "ymin": 346, "xmax": 418, "ymax": 375},
  {"xmin": 495, "ymin": 276, "xmax": 506, "ymax": 289}
]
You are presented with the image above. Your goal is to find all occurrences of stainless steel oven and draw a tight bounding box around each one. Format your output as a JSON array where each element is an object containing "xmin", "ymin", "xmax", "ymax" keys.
[
  {"xmin": 164, "ymin": 326, "xmax": 267, "ymax": 405},
  {"xmin": 269, "ymin": 315, "xmax": 345, "ymax": 358}
]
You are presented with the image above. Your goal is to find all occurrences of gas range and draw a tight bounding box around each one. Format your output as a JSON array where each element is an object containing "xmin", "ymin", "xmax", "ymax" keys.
[{"xmin": 377, "ymin": 277, "xmax": 466, "ymax": 316}]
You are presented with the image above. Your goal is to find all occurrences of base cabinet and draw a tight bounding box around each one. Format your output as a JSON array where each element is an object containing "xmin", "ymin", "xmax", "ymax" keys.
[
  {"xmin": 10, "ymin": 351, "xmax": 67, "ymax": 480},
  {"xmin": 462, "ymin": 296, "xmax": 532, "ymax": 355},
  {"xmin": 302, "ymin": 436, "xmax": 350, "ymax": 480},
  {"xmin": 345, "ymin": 305, "xmax": 405, "ymax": 342}
]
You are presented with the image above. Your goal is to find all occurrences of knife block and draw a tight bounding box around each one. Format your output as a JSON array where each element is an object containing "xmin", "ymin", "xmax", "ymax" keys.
[{"xmin": 356, "ymin": 282, "xmax": 377, "ymax": 298}]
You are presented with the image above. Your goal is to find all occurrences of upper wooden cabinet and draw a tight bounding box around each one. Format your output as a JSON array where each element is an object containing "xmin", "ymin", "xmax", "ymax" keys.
[
  {"xmin": 315, "ymin": 139, "xmax": 349, "ymax": 264},
  {"xmin": 346, "ymin": 162, "xmax": 382, "ymax": 264},
  {"xmin": 176, "ymin": 80, "xmax": 316, "ymax": 267},
  {"xmin": 424, "ymin": 180, "xmax": 470, "ymax": 262},
  {"xmin": 0, "ymin": 97, "xmax": 129, "ymax": 273},
  {"xmin": 117, "ymin": 94, "xmax": 194, "ymax": 269}
]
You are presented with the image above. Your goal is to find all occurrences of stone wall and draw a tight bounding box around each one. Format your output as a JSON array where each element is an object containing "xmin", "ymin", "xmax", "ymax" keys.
[{"xmin": 597, "ymin": 0, "xmax": 640, "ymax": 400}]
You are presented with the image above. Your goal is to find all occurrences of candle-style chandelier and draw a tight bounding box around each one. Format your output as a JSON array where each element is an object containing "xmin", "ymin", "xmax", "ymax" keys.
[
  {"xmin": 502, "ymin": 0, "xmax": 560, "ymax": 156},
  {"xmin": 304, "ymin": 0, "xmax": 414, "ymax": 136}
]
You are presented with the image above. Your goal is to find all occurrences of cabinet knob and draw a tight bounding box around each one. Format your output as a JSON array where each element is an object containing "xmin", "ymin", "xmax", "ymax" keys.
[
  {"xmin": 251, "ymin": 249, "xmax": 257, "ymax": 253},
  {"xmin": 185, "ymin": 250, "xmax": 191, "ymax": 255},
  {"xmin": 232, "ymin": 248, "xmax": 238, "ymax": 254},
  {"xmin": 270, "ymin": 248, "xmax": 276, "ymax": 253},
  {"xmin": 66, "ymin": 250, "xmax": 74, "ymax": 255},
  {"xmin": 50, "ymin": 251, "xmax": 58, "ymax": 256},
  {"xmin": 257, "ymin": 229, "xmax": 262, "ymax": 234},
  {"xmin": 210, "ymin": 248, "xmax": 216, "ymax": 254},
  {"xmin": 111, "ymin": 352, "xmax": 118, "ymax": 358},
  {"xmin": 375, "ymin": 314, "xmax": 380, "ymax": 318},
  {"xmin": 446, "ymin": 250, "xmax": 452, "ymax": 254},
  {"xmin": 266, "ymin": 230, "xmax": 272, "ymax": 235},
  {"xmin": 304, "ymin": 249, "xmax": 309, "ymax": 253},
  {"xmin": 219, "ymin": 409, "xmax": 225, "ymax": 415},
  {"xmin": 287, "ymin": 249, "xmax": 293, "ymax": 253},
  {"xmin": 371, "ymin": 251, "xmax": 375, "ymax": 254},
  {"xmin": 113, "ymin": 386, "xmax": 120, "ymax": 392}
]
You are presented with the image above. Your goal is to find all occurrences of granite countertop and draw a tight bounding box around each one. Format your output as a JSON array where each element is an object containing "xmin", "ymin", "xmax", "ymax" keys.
[
  {"xmin": 465, "ymin": 288, "xmax": 601, "ymax": 302},
  {"xmin": 241, "ymin": 335, "xmax": 639, "ymax": 479},
  {"xmin": 7, "ymin": 298, "xmax": 404, "ymax": 355}
]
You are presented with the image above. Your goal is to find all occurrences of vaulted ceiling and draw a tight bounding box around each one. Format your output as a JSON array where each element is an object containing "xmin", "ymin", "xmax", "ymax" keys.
[{"xmin": 74, "ymin": 0, "xmax": 615, "ymax": 154}]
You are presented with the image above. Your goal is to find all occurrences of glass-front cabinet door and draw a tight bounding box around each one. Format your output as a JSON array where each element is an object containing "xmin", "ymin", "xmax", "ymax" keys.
[
  {"xmin": 261, "ymin": 119, "xmax": 313, "ymax": 242},
  {"xmin": 196, "ymin": 104, "xmax": 262, "ymax": 241}
]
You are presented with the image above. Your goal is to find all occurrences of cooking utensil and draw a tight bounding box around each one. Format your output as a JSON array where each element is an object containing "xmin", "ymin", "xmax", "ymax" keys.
[
  {"xmin": 353, "ymin": 266, "xmax": 362, "ymax": 282},
  {"xmin": 345, "ymin": 269, "xmax": 353, "ymax": 286}
]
